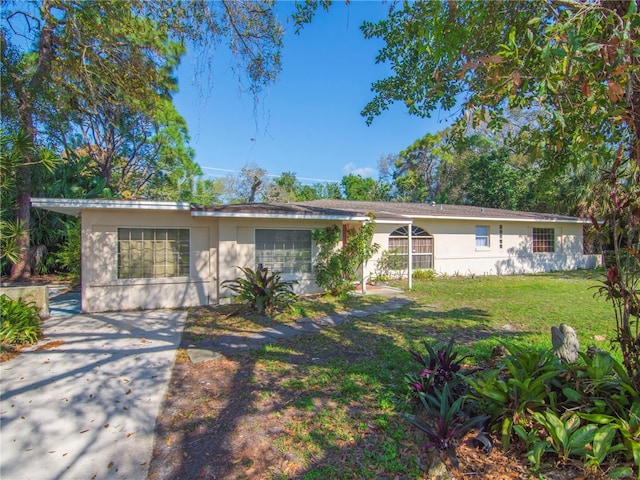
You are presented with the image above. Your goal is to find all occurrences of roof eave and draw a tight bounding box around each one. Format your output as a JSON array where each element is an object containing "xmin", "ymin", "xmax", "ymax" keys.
[
  {"xmin": 190, "ymin": 210, "xmax": 370, "ymax": 221},
  {"xmin": 408, "ymin": 214, "xmax": 588, "ymax": 224},
  {"xmin": 31, "ymin": 198, "xmax": 191, "ymax": 216}
]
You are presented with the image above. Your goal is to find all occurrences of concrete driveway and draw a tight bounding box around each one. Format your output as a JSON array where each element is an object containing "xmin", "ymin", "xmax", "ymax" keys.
[{"xmin": 0, "ymin": 309, "xmax": 186, "ymax": 480}]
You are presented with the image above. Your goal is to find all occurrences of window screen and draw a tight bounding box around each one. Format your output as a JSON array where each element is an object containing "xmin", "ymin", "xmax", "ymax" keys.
[
  {"xmin": 255, "ymin": 229, "xmax": 312, "ymax": 274},
  {"xmin": 388, "ymin": 226, "xmax": 433, "ymax": 270}
]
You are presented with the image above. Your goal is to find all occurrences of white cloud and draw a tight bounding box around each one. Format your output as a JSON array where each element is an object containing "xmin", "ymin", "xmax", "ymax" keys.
[{"xmin": 342, "ymin": 162, "xmax": 377, "ymax": 178}]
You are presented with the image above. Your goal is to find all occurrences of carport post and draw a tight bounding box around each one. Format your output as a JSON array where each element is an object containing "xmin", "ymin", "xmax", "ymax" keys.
[{"xmin": 407, "ymin": 222, "xmax": 413, "ymax": 290}]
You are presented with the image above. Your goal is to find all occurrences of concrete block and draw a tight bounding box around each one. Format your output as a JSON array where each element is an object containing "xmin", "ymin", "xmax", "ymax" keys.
[{"xmin": 0, "ymin": 285, "xmax": 49, "ymax": 317}]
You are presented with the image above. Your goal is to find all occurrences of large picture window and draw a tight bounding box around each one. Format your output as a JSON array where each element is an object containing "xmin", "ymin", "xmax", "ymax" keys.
[
  {"xmin": 532, "ymin": 228, "xmax": 555, "ymax": 253},
  {"xmin": 255, "ymin": 229, "xmax": 312, "ymax": 274},
  {"xmin": 117, "ymin": 228, "xmax": 190, "ymax": 279}
]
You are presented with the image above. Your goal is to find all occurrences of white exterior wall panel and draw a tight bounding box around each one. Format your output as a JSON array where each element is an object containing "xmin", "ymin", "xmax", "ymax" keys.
[
  {"xmin": 81, "ymin": 210, "xmax": 217, "ymax": 313},
  {"xmin": 369, "ymin": 219, "xmax": 600, "ymax": 278},
  {"xmin": 217, "ymin": 218, "xmax": 340, "ymax": 299}
]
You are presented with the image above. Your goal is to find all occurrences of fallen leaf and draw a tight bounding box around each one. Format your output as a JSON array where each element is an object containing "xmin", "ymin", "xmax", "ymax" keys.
[
  {"xmin": 108, "ymin": 462, "xmax": 114, "ymax": 469},
  {"xmin": 125, "ymin": 389, "xmax": 131, "ymax": 395},
  {"xmin": 512, "ymin": 70, "xmax": 521, "ymax": 87},
  {"xmin": 104, "ymin": 424, "xmax": 109, "ymax": 428},
  {"xmin": 608, "ymin": 80, "xmax": 624, "ymax": 102},
  {"xmin": 80, "ymin": 429, "xmax": 89, "ymax": 434},
  {"xmin": 612, "ymin": 65, "xmax": 626, "ymax": 76},
  {"xmin": 48, "ymin": 451, "xmax": 56, "ymax": 454},
  {"xmin": 127, "ymin": 432, "xmax": 134, "ymax": 438}
]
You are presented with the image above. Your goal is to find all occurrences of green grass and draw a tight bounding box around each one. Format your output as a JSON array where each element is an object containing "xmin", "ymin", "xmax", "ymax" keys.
[
  {"xmin": 185, "ymin": 269, "xmax": 621, "ymax": 477},
  {"xmin": 398, "ymin": 269, "xmax": 614, "ymax": 360}
]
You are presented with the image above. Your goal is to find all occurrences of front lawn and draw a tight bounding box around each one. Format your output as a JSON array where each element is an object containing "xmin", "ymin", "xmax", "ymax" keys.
[{"xmin": 149, "ymin": 269, "xmax": 628, "ymax": 480}]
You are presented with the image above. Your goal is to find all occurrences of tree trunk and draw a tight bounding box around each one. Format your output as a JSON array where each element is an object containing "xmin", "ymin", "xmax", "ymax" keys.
[
  {"xmin": 7, "ymin": 0, "xmax": 57, "ymax": 281},
  {"xmin": 9, "ymin": 167, "xmax": 32, "ymax": 281}
]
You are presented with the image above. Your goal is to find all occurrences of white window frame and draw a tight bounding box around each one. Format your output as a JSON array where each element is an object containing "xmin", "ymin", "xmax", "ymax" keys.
[
  {"xmin": 254, "ymin": 228, "xmax": 313, "ymax": 275},
  {"xmin": 475, "ymin": 225, "xmax": 490, "ymax": 249}
]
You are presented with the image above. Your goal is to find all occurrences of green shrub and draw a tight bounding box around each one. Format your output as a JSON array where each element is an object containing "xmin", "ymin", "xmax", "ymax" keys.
[
  {"xmin": 404, "ymin": 339, "xmax": 639, "ymax": 476},
  {"xmin": 222, "ymin": 266, "xmax": 298, "ymax": 316},
  {"xmin": 0, "ymin": 294, "xmax": 42, "ymax": 345},
  {"xmin": 412, "ymin": 268, "xmax": 436, "ymax": 280},
  {"xmin": 312, "ymin": 216, "xmax": 379, "ymax": 296},
  {"xmin": 53, "ymin": 218, "xmax": 81, "ymax": 282},
  {"xmin": 373, "ymin": 248, "xmax": 406, "ymax": 282}
]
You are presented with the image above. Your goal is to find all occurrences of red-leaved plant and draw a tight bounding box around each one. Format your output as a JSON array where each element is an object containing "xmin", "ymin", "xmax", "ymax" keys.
[{"xmin": 590, "ymin": 153, "xmax": 640, "ymax": 391}]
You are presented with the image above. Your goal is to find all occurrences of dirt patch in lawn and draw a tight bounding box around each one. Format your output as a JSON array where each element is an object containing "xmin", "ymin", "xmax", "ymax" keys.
[{"xmin": 147, "ymin": 303, "xmax": 599, "ymax": 480}]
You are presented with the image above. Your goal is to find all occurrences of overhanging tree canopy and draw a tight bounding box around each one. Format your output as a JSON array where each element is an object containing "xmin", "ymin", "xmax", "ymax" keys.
[
  {"xmin": 1, "ymin": 0, "xmax": 284, "ymax": 280},
  {"xmin": 357, "ymin": 0, "xmax": 639, "ymax": 170}
]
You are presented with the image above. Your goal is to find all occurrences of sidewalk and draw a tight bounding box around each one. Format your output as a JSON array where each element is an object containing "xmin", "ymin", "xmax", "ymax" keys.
[{"xmin": 186, "ymin": 292, "xmax": 411, "ymax": 363}]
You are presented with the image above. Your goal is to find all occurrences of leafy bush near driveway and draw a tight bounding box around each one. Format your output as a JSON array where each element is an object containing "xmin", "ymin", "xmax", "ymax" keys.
[
  {"xmin": 221, "ymin": 266, "xmax": 298, "ymax": 316},
  {"xmin": 0, "ymin": 294, "xmax": 42, "ymax": 345},
  {"xmin": 404, "ymin": 338, "xmax": 640, "ymax": 477}
]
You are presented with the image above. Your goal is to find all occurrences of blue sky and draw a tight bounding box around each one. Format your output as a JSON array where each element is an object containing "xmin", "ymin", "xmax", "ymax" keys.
[{"xmin": 173, "ymin": 1, "xmax": 453, "ymax": 184}]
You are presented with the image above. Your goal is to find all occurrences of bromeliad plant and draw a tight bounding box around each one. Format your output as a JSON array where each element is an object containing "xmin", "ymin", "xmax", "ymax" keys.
[
  {"xmin": 466, "ymin": 343, "xmax": 562, "ymax": 450},
  {"xmin": 406, "ymin": 337, "xmax": 469, "ymax": 397},
  {"xmin": 577, "ymin": 401, "xmax": 640, "ymax": 472},
  {"xmin": 520, "ymin": 409, "xmax": 635, "ymax": 477},
  {"xmin": 404, "ymin": 339, "xmax": 640, "ymax": 475},
  {"xmin": 568, "ymin": 349, "xmax": 640, "ymax": 417},
  {"xmin": 404, "ymin": 336, "xmax": 640, "ymax": 475},
  {"xmin": 221, "ymin": 266, "xmax": 298, "ymax": 316},
  {"xmin": 404, "ymin": 383, "xmax": 490, "ymax": 467}
]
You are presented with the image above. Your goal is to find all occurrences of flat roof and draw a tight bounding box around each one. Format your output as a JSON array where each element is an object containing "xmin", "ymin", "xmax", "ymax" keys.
[
  {"xmin": 30, "ymin": 198, "xmax": 191, "ymax": 216},
  {"xmin": 31, "ymin": 197, "xmax": 588, "ymax": 224},
  {"xmin": 295, "ymin": 199, "xmax": 588, "ymax": 224}
]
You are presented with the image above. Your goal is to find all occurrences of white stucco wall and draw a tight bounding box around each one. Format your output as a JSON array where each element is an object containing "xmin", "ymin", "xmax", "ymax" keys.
[
  {"xmin": 368, "ymin": 218, "xmax": 600, "ymax": 279},
  {"xmin": 78, "ymin": 208, "xmax": 600, "ymax": 312},
  {"xmin": 217, "ymin": 218, "xmax": 340, "ymax": 299},
  {"xmin": 81, "ymin": 209, "xmax": 218, "ymax": 313}
]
